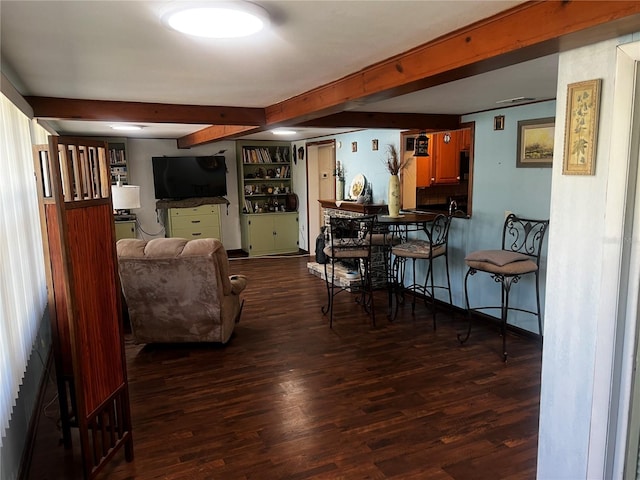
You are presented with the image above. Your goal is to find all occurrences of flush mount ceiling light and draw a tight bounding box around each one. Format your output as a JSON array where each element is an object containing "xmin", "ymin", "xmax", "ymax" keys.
[
  {"xmin": 495, "ymin": 96, "xmax": 536, "ymax": 104},
  {"xmin": 110, "ymin": 125, "xmax": 143, "ymax": 131},
  {"xmin": 272, "ymin": 129, "xmax": 297, "ymax": 136},
  {"xmin": 163, "ymin": 1, "xmax": 270, "ymax": 38}
]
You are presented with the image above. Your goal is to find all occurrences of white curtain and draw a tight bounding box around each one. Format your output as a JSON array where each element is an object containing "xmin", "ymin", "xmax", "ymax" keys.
[{"xmin": 0, "ymin": 93, "xmax": 48, "ymax": 446}]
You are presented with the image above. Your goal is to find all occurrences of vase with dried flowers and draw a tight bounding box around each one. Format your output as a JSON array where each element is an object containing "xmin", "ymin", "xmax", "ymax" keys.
[
  {"xmin": 384, "ymin": 144, "xmax": 410, "ymax": 217},
  {"xmin": 334, "ymin": 161, "xmax": 345, "ymax": 201}
]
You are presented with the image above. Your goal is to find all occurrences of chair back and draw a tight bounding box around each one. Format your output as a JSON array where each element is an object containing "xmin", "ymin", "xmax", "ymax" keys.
[
  {"xmin": 428, "ymin": 213, "xmax": 452, "ymax": 249},
  {"xmin": 116, "ymin": 237, "xmax": 239, "ymax": 343},
  {"xmin": 327, "ymin": 214, "xmax": 376, "ymax": 257},
  {"xmin": 501, "ymin": 214, "xmax": 549, "ymax": 265}
]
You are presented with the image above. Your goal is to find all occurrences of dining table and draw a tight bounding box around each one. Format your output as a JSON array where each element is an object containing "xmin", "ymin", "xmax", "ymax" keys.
[{"xmin": 374, "ymin": 211, "xmax": 440, "ymax": 315}]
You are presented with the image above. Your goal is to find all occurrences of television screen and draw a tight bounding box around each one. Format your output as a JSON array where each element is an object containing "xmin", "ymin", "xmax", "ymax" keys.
[{"xmin": 152, "ymin": 156, "xmax": 227, "ymax": 199}]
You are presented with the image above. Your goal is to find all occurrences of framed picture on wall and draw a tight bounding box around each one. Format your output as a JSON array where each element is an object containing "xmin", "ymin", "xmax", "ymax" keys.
[
  {"xmin": 562, "ymin": 79, "xmax": 601, "ymax": 175},
  {"xmin": 516, "ymin": 117, "xmax": 555, "ymax": 168},
  {"xmin": 405, "ymin": 137, "xmax": 415, "ymax": 151}
]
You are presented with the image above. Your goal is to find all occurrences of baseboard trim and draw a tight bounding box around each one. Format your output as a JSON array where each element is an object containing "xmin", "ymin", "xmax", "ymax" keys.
[{"xmin": 396, "ymin": 291, "xmax": 542, "ymax": 340}]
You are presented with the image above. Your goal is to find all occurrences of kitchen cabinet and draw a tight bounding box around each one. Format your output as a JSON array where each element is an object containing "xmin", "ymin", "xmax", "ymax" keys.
[
  {"xmin": 432, "ymin": 131, "xmax": 461, "ymax": 185},
  {"xmin": 461, "ymin": 128, "xmax": 472, "ymax": 151},
  {"xmin": 415, "ymin": 131, "xmax": 462, "ymax": 187},
  {"xmin": 416, "ymin": 133, "xmax": 435, "ymax": 187}
]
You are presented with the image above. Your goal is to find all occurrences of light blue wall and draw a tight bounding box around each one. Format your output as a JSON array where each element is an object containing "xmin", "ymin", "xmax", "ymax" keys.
[
  {"xmin": 454, "ymin": 101, "xmax": 555, "ymax": 331},
  {"xmin": 304, "ymin": 105, "xmax": 554, "ymax": 333},
  {"xmin": 332, "ymin": 129, "xmax": 405, "ymax": 204}
]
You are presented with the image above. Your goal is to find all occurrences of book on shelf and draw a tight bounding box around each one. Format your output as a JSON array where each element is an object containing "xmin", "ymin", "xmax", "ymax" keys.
[
  {"xmin": 244, "ymin": 147, "xmax": 283, "ymax": 164},
  {"xmin": 109, "ymin": 149, "xmax": 126, "ymax": 165}
]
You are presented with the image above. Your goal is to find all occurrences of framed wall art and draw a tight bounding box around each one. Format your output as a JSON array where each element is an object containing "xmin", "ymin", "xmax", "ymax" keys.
[
  {"xmin": 563, "ymin": 78, "xmax": 601, "ymax": 175},
  {"xmin": 516, "ymin": 117, "xmax": 555, "ymax": 168}
]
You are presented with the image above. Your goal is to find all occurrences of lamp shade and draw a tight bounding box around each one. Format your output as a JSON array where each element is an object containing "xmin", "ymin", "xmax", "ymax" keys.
[
  {"xmin": 414, "ymin": 132, "xmax": 430, "ymax": 157},
  {"xmin": 112, "ymin": 185, "xmax": 141, "ymax": 210}
]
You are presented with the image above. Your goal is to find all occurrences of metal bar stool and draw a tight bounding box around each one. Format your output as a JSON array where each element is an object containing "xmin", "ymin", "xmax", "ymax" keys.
[
  {"xmin": 458, "ymin": 213, "xmax": 549, "ymax": 361},
  {"xmin": 369, "ymin": 223, "xmax": 402, "ymax": 316},
  {"xmin": 321, "ymin": 214, "xmax": 377, "ymax": 328},
  {"xmin": 391, "ymin": 213, "xmax": 453, "ymax": 329}
]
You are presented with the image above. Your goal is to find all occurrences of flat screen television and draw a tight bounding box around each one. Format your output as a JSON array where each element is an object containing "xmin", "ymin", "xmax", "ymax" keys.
[{"xmin": 152, "ymin": 155, "xmax": 227, "ymax": 200}]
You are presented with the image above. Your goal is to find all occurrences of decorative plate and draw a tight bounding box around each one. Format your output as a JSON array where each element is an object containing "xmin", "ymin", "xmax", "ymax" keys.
[{"xmin": 349, "ymin": 174, "xmax": 367, "ymax": 199}]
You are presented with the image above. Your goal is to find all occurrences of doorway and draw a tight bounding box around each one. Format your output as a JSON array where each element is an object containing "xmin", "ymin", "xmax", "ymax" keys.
[{"xmin": 306, "ymin": 140, "xmax": 336, "ymax": 255}]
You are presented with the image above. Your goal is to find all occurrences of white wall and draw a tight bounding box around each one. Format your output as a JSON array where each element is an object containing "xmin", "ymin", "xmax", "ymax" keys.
[
  {"xmin": 126, "ymin": 138, "xmax": 241, "ymax": 250},
  {"xmin": 537, "ymin": 33, "xmax": 639, "ymax": 479}
]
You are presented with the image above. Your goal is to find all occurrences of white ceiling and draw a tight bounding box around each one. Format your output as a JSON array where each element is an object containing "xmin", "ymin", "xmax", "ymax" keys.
[{"xmin": 0, "ymin": 0, "xmax": 558, "ymax": 141}]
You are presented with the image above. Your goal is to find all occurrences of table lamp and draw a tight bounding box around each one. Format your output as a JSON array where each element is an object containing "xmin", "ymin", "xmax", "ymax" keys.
[{"xmin": 112, "ymin": 182, "xmax": 141, "ymax": 218}]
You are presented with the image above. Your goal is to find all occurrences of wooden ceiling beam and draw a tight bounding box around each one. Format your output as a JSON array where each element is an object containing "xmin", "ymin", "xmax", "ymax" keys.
[
  {"xmin": 264, "ymin": 1, "xmax": 640, "ymax": 126},
  {"xmin": 26, "ymin": 96, "xmax": 266, "ymax": 126},
  {"xmin": 181, "ymin": 1, "xmax": 640, "ymax": 146},
  {"xmin": 296, "ymin": 112, "xmax": 461, "ymax": 130},
  {"xmin": 177, "ymin": 112, "xmax": 461, "ymax": 148},
  {"xmin": 177, "ymin": 125, "xmax": 262, "ymax": 149}
]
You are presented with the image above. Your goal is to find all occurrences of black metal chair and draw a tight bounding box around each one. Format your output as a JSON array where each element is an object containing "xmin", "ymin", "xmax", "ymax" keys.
[
  {"xmin": 390, "ymin": 213, "xmax": 453, "ymax": 329},
  {"xmin": 321, "ymin": 214, "xmax": 377, "ymax": 328},
  {"xmin": 458, "ymin": 213, "xmax": 549, "ymax": 361}
]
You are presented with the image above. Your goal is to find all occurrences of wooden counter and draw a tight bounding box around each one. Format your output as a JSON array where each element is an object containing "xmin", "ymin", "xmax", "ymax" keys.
[{"xmin": 319, "ymin": 199, "xmax": 387, "ymax": 215}]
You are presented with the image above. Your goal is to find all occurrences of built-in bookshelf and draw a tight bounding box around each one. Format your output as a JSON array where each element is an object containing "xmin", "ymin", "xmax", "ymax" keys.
[
  {"xmin": 108, "ymin": 139, "xmax": 128, "ymax": 185},
  {"xmin": 237, "ymin": 140, "xmax": 299, "ymax": 256},
  {"xmin": 238, "ymin": 141, "xmax": 293, "ymax": 215}
]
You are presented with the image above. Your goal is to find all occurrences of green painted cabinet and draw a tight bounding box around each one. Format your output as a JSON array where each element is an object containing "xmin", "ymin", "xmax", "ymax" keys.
[
  {"xmin": 241, "ymin": 213, "xmax": 298, "ymax": 257},
  {"xmin": 114, "ymin": 220, "xmax": 136, "ymax": 241},
  {"xmin": 166, "ymin": 204, "xmax": 222, "ymax": 241}
]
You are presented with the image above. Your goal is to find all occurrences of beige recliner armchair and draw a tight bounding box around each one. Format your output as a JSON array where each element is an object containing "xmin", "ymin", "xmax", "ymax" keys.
[{"xmin": 116, "ymin": 237, "xmax": 247, "ymax": 344}]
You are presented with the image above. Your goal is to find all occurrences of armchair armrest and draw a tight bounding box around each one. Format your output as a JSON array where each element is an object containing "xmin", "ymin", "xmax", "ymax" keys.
[{"xmin": 230, "ymin": 275, "xmax": 247, "ymax": 295}]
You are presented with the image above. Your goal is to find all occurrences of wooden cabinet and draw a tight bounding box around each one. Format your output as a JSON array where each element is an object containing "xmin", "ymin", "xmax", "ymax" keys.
[
  {"xmin": 166, "ymin": 204, "xmax": 222, "ymax": 241},
  {"xmin": 416, "ymin": 133, "xmax": 435, "ymax": 187},
  {"xmin": 115, "ymin": 219, "xmax": 136, "ymax": 241},
  {"xmin": 413, "ymin": 131, "xmax": 463, "ymax": 187},
  {"xmin": 241, "ymin": 213, "xmax": 298, "ymax": 257},
  {"xmin": 432, "ymin": 131, "xmax": 461, "ymax": 185},
  {"xmin": 461, "ymin": 128, "xmax": 472, "ymax": 151}
]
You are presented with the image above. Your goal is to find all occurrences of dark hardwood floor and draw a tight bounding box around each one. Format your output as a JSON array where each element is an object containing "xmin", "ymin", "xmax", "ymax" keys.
[{"xmin": 26, "ymin": 255, "xmax": 541, "ymax": 479}]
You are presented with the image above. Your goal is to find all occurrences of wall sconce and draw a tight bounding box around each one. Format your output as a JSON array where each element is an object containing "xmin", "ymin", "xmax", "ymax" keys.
[
  {"xmin": 414, "ymin": 132, "xmax": 430, "ymax": 157},
  {"xmin": 494, "ymin": 115, "xmax": 505, "ymax": 130},
  {"xmin": 372, "ymin": 139, "xmax": 379, "ymax": 151},
  {"xmin": 351, "ymin": 142, "xmax": 358, "ymax": 153}
]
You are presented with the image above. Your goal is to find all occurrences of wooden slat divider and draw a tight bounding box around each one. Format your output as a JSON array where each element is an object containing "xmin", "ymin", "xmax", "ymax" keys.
[{"xmin": 57, "ymin": 144, "xmax": 73, "ymax": 202}]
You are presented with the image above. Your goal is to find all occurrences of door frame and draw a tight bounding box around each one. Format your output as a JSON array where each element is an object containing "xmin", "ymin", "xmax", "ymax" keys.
[{"xmin": 306, "ymin": 139, "xmax": 336, "ymax": 255}]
